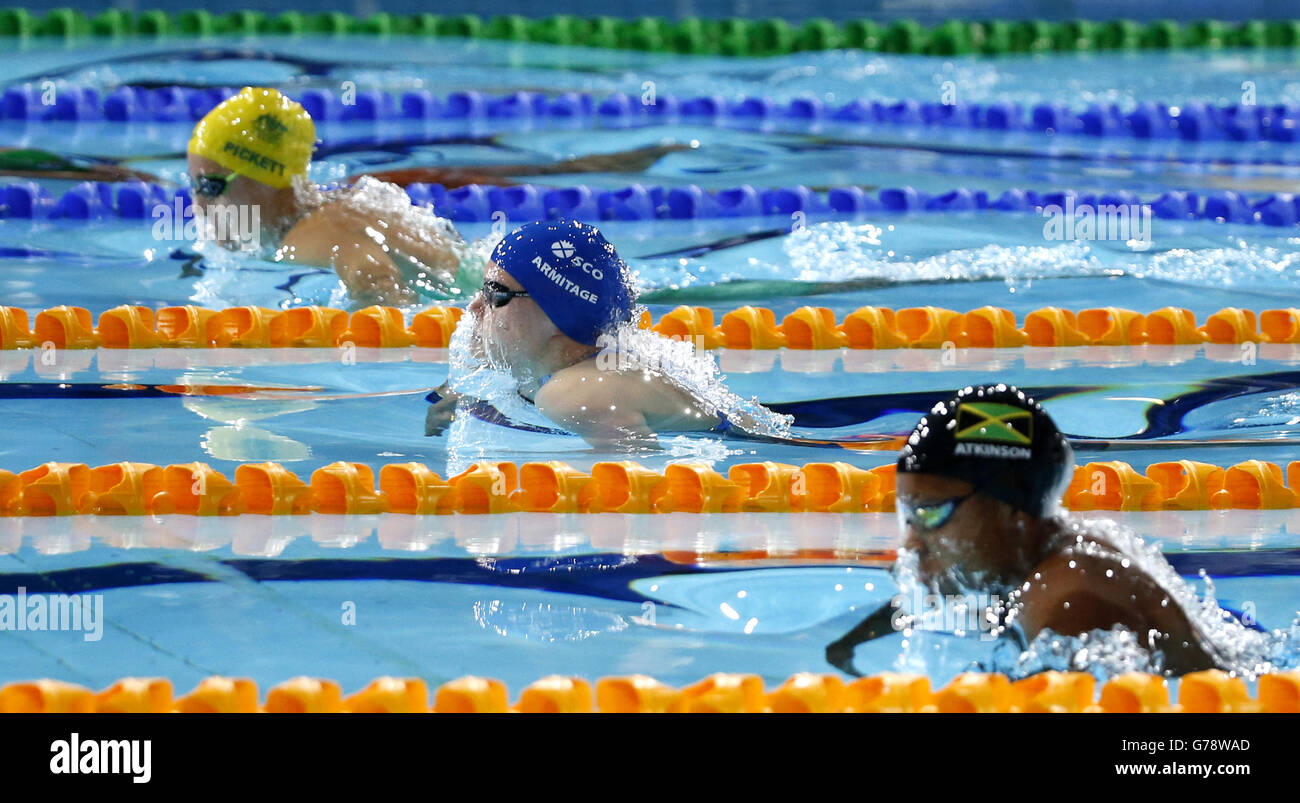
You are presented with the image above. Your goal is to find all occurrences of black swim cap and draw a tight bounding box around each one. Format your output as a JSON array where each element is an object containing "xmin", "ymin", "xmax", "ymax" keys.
[{"xmin": 897, "ymin": 384, "xmax": 1073, "ymax": 518}]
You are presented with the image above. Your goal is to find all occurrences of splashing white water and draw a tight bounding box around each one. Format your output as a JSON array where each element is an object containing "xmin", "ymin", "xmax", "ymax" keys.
[
  {"xmin": 780, "ymin": 221, "xmax": 1106, "ymax": 285},
  {"xmin": 595, "ymin": 319, "xmax": 792, "ymax": 438},
  {"xmin": 636, "ymin": 219, "xmax": 1300, "ymax": 295},
  {"xmin": 287, "ymin": 175, "xmax": 491, "ymax": 304},
  {"xmin": 1230, "ymin": 392, "xmax": 1300, "ymax": 431},
  {"xmin": 786, "ymin": 221, "xmax": 1300, "ymax": 289},
  {"xmin": 889, "ymin": 515, "xmax": 1299, "ymax": 681},
  {"xmin": 442, "ymin": 304, "xmax": 583, "ymax": 474}
]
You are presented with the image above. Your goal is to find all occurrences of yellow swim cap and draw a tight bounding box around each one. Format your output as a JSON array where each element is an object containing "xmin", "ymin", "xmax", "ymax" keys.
[{"xmin": 188, "ymin": 87, "xmax": 315, "ymax": 189}]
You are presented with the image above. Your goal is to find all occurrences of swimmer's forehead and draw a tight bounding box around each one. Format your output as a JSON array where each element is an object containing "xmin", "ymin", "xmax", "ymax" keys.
[
  {"xmin": 186, "ymin": 153, "xmax": 226, "ymax": 174},
  {"xmin": 897, "ymin": 472, "xmax": 976, "ymax": 501},
  {"xmin": 484, "ymin": 260, "xmax": 525, "ymax": 291}
]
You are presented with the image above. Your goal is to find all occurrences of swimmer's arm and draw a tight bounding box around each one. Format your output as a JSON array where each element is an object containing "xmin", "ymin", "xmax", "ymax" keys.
[
  {"xmin": 281, "ymin": 216, "xmax": 416, "ymax": 305},
  {"xmin": 333, "ymin": 241, "xmax": 417, "ymax": 305},
  {"xmin": 383, "ymin": 219, "xmax": 464, "ymax": 281},
  {"xmin": 825, "ymin": 602, "xmax": 898, "ymax": 676},
  {"xmin": 1016, "ymin": 551, "xmax": 1217, "ymax": 672}
]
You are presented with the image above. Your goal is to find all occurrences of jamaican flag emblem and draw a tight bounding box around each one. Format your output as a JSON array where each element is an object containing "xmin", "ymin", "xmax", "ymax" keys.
[{"xmin": 955, "ymin": 402, "xmax": 1033, "ymax": 446}]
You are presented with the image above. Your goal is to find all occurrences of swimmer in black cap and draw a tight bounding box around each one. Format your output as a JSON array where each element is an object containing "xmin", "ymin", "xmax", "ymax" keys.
[{"xmin": 828, "ymin": 383, "xmax": 1220, "ymax": 675}]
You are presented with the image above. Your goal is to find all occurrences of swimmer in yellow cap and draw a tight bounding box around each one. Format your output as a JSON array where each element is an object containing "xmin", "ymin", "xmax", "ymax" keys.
[{"xmin": 187, "ymin": 86, "xmax": 463, "ymax": 305}]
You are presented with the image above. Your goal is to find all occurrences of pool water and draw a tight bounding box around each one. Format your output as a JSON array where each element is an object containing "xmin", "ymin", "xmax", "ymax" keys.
[{"xmin": 2, "ymin": 35, "xmax": 1300, "ymax": 691}]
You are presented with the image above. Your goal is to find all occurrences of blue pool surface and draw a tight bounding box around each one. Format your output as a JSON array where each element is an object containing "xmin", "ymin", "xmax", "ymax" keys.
[{"xmin": 2, "ymin": 36, "xmax": 1299, "ymax": 691}]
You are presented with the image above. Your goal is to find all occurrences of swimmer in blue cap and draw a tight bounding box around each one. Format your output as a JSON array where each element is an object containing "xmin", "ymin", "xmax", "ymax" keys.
[
  {"xmin": 828, "ymin": 384, "xmax": 1224, "ymax": 675},
  {"xmin": 425, "ymin": 219, "xmax": 731, "ymax": 444}
]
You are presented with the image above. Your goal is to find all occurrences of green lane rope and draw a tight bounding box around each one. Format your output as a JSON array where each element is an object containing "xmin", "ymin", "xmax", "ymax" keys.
[{"xmin": 3, "ymin": 9, "xmax": 1300, "ymax": 56}]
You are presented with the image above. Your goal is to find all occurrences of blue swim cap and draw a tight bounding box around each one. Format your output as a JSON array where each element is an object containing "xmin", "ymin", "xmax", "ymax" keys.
[{"xmin": 490, "ymin": 219, "xmax": 635, "ymax": 346}]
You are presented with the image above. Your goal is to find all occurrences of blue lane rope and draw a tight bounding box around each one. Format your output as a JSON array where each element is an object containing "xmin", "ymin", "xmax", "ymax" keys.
[
  {"xmin": 4, "ymin": 84, "xmax": 1300, "ymax": 144},
  {"xmin": 2, "ymin": 177, "xmax": 1299, "ymax": 225}
]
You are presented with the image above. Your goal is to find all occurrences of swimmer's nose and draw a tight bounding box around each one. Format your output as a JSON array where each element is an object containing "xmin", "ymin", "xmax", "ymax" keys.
[{"xmin": 467, "ymin": 294, "xmax": 485, "ymax": 316}]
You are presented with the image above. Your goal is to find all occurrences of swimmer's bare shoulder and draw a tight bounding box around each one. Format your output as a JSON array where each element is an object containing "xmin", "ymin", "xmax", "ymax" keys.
[
  {"xmin": 279, "ymin": 202, "xmax": 358, "ymax": 260},
  {"xmin": 1015, "ymin": 539, "xmax": 1216, "ymax": 672},
  {"xmin": 292, "ymin": 200, "xmax": 460, "ymax": 270},
  {"xmin": 534, "ymin": 364, "xmax": 650, "ymax": 443},
  {"xmin": 534, "ymin": 362, "xmax": 716, "ymax": 443}
]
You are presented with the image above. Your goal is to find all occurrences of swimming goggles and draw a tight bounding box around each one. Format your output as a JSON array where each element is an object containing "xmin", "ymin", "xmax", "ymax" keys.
[
  {"xmin": 193, "ymin": 172, "xmax": 237, "ymax": 199},
  {"xmin": 480, "ymin": 279, "xmax": 530, "ymax": 308},
  {"xmin": 898, "ymin": 489, "xmax": 980, "ymax": 531}
]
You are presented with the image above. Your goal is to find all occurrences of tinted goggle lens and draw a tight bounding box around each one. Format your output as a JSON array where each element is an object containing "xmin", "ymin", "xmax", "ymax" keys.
[
  {"xmin": 480, "ymin": 280, "xmax": 527, "ymax": 308},
  {"xmin": 902, "ymin": 498, "xmax": 959, "ymax": 531},
  {"xmin": 194, "ymin": 173, "xmax": 232, "ymax": 198}
]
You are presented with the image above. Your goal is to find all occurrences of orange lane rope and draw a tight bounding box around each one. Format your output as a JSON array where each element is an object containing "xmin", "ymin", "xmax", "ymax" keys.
[
  {"xmin": 2, "ymin": 670, "xmax": 1295, "ymax": 713},
  {"xmin": 3, "ymin": 304, "xmax": 1298, "ymax": 350},
  {"xmin": 1, "ymin": 458, "xmax": 1298, "ymax": 516}
]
